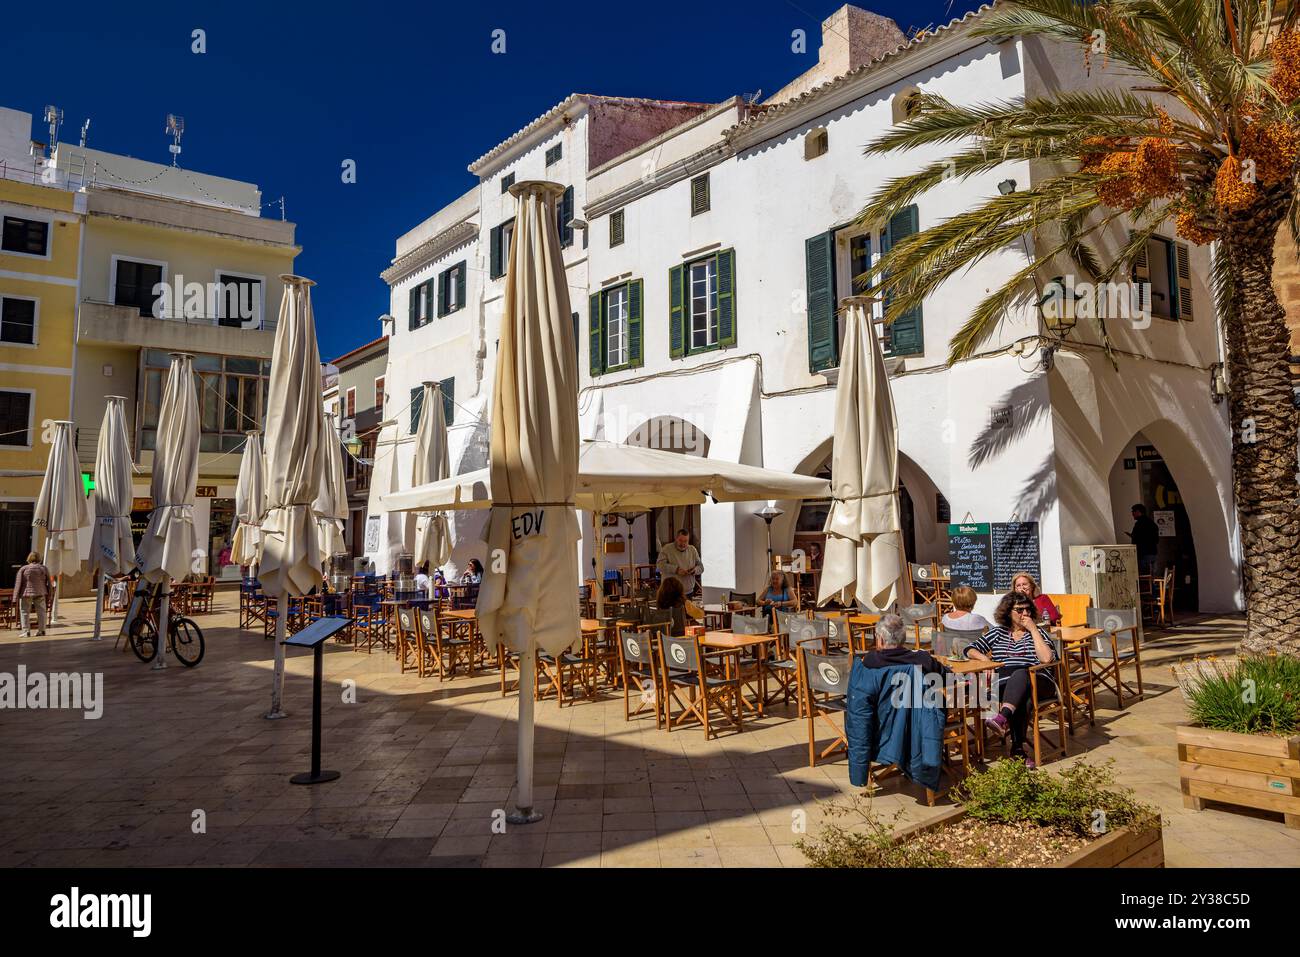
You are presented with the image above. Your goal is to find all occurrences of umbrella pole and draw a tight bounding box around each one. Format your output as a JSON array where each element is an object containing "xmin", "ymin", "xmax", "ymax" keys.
[
  {"xmin": 508, "ymin": 648, "xmax": 542, "ymax": 824},
  {"xmin": 267, "ymin": 592, "xmax": 288, "ymax": 719},
  {"xmin": 92, "ymin": 575, "xmax": 105, "ymax": 641},
  {"xmin": 594, "ymin": 512, "xmax": 605, "ymax": 620},
  {"xmin": 50, "ymin": 574, "xmax": 60, "ymax": 624},
  {"xmin": 152, "ymin": 582, "xmax": 169, "ymax": 670}
]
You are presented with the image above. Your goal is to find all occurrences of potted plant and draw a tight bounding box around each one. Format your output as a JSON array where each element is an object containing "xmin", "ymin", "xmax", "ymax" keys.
[
  {"xmin": 1176, "ymin": 654, "xmax": 1300, "ymax": 829},
  {"xmin": 797, "ymin": 759, "xmax": 1163, "ymax": 867}
]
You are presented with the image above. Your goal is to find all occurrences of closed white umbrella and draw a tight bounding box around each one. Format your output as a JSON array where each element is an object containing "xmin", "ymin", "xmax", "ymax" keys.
[
  {"xmin": 817, "ymin": 298, "xmax": 903, "ymax": 611},
  {"xmin": 135, "ymin": 353, "xmax": 200, "ymax": 668},
  {"xmin": 88, "ymin": 397, "xmax": 136, "ymax": 639},
  {"xmin": 314, "ymin": 410, "xmax": 348, "ymax": 566},
  {"xmin": 384, "ymin": 430, "xmax": 408, "ymax": 571},
  {"xmin": 411, "ymin": 380, "xmax": 450, "ymax": 574},
  {"xmin": 478, "ymin": 180, "xmax": 580, "ymax": 825},
  {"xmin": 259, "ymin": 275, "xmax": 324, "ymax": 718},
  {"xmin": 230, "ymin": 431, "xmax": 266, "ymax": 568},
  {"xmin": 33, "ymin": 419, "xmax": 90, "ymax": 624}
]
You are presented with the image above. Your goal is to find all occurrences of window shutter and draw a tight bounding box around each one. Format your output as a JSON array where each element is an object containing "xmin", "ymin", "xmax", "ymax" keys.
[
  {"xmin": 490, "ymin": 224, "xmax": 503, "ymax": 279},
  {"xmin": 589, "ymin": 293, "xmax": 604, "ymax": 377},
  {"xmin": 717, "ymin": 249, "xmax": 736, "ymax": 347},
  {"xmin": 610, "ymin": 210, "xmax": 624, "ymax": 247},
  {"xmin": 691, "ymin": 174, "xmax": 710, "ymax": 216},
  {"xmin": 559, "ymin": 186, "xmax": 575, "ymax": 248},
  {"xmin": 440, "ymin": 377, "xmax": 455, "ymax": 424},
  {"xmin": 628, "ymin": 279, "xmax": 644, "ymax": 368},
  {"xmin": 455, "ymin": 263, "xmax": 466, "ymax": 311},
  {"xmin": 1174, "ymin": 241, "xmax": 1193, "ymax": 320},
  {"xmin": 1130, "ymin": 231, "xmax": 1151, "ymax": 315},
  {"xmin": 436, "ymin": 271, "xmax": 447, "ymax": 318},
  {"xmin": 408, "ymin": 285, "xmax": 418, "ymax": 330},
  {"xmin": 669, "ymin": 264, "xmax": 686, "ymax": 358},
  {"xmin": 805, "ymin": 231, "xmax": 838, "ymax": 372},
  {"xmin": 882, "ymin": 205, "xmax": 924, "ymax": 356},
  {"xmin": 409, "ymin": 385, "xmax": 424, "ymax": 434}
]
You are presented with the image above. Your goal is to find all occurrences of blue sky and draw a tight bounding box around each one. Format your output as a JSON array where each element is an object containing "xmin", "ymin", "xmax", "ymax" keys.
[{"xmin": 1, "ymin": 0, "xmax": 981, "ymax": 358}]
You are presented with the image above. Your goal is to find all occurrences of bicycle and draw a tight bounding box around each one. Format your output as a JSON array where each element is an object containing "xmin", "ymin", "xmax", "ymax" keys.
[{"xmin": 127, "ymin": 581, "xmax": 206, "ymax": 667}]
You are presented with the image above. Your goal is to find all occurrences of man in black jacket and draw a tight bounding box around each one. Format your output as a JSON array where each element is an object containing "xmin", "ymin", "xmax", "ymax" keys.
[{"xmin": 1126, "ymin": 504, "xmax": 1160, "ymax": 578}]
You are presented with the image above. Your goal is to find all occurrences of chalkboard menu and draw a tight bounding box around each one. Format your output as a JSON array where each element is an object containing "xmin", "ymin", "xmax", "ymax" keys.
[
  {"xmin": 947, "ymin": 523, "xmax": 993, "ymax": 592},
  {"xmin": 992, "ymin": 521, "xmax": 1041, "ymax": 591},
  {"xmin": 946, "ymin": 521, "xmax": 1042, "ymax": 593}
]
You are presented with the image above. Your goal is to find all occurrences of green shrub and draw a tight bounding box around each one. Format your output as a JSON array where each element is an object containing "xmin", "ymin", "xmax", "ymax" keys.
[
  {"xmin": 954, "ymin": 758, "xmax": 1158, "ymax": 837},
  {"xmin": 1185, "ymin": 655, "xmax": 1300, "ymax": 736},
  {"xmin": 795, "ymin": 799, "xmax": 955, "ymax": 868}
]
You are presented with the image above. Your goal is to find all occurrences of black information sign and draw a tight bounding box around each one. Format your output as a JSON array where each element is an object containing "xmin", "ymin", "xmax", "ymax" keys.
[
  {"xmin": 946, "ymin": 523, "xmax": 993, "ymax": 592},
  {"xmin": 991, "ymin": 521, "xmax": 1041, "ymax": 592},
  {"xmin": 946, "ymin": 520, "xmax": 1042, "ymax": 593}
]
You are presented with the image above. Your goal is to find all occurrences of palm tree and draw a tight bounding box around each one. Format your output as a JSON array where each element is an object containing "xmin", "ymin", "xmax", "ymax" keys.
[{"xmin": 861, "ymin": 0, "xmax": 1300, "ymax": 655}]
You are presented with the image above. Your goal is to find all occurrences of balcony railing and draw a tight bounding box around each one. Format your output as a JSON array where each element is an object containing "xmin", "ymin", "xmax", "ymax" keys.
[{"xmin": 80, "ymin": 298, "xmax": 277, "ymax": 333}]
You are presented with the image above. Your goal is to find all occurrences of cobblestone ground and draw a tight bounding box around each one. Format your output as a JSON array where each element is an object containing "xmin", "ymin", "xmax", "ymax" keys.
[{"xmin": 1, "ymin": 593, "xmax": 1297, "ymax": 867}]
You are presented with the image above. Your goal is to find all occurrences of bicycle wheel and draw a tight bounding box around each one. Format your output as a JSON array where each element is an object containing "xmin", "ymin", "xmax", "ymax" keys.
[
  {"xmin": 129, "ymin": 617, "xmax": 157, "ymax": 663},
  {"xmin": 170, "ymin": 616, "xmax": 205, "ymax": 667}
]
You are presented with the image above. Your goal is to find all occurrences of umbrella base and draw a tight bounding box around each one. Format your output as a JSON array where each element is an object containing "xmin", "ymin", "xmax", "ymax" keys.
[
  {"xmin": 290, "ymin": 769, "xmax": 340, "ymax": 786},
  {"xmin": 263, "ymin": 710, "xmax": 289, "ymax": 720},
  {"xmin": 150, "ymin": 660, "xmax": 167, "ymax": 671},
  {"xmin": 507, "ymin": 808, "xmax": 544, "ymax": 825}
]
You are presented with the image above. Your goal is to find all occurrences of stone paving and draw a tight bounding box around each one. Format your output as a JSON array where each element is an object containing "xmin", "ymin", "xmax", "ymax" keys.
[{"xmin": 1, "ymin": 593, "xmax": 1298, "ymax": 867}]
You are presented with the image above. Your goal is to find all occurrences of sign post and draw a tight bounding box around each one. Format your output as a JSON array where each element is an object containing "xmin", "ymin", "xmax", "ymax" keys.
[{"xmin": 282, "ymin": 616, "xmax": 350, "ymax": 785}]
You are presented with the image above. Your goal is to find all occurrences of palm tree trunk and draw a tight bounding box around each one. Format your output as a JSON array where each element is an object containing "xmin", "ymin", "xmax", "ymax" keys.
[{"xmin": 1219, "ymin": 215, "xmax": 1300, "ymax": 656}]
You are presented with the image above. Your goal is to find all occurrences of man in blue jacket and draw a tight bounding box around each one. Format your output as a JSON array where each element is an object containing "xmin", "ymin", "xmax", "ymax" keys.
[{"xmin": 845, "ymin": 613, "xmax": 948, "ymax": 791}]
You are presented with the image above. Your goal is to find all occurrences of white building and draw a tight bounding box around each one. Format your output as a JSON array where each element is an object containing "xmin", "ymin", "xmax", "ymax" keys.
[{"xmin": 370, "ymin": 4, "xmax": 1240, "ymax": 615}]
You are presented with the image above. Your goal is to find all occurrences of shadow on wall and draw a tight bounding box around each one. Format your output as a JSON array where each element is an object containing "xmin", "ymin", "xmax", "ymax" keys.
[{"xmin": 966, "ymin": 378, "xmax": 1056, "ymax": 521}]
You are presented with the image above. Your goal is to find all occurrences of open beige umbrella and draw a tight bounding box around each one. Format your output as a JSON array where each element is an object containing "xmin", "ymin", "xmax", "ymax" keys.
[
  {"xmin": 136, "ymin": 353, "xmax": 200, "ymax": 668},
  {"xmin": 817, "ymin": 297, "xmax": 903, "ymax": 611},
  {"xmin": 33, "ymin": 419, "xmax": 90, "ymax": 624},
  {"xmin": 314, "ymin": 410, "xmax": 348, "ymax": 567},
  {"xmin": 89, "ymin": 397, "xmax": 136, "ymax": 640},
  {"xmin": 259, "ymin": 275, "xmax": 324, "ymax": 718},
  {"xmin": 230, "ymin": 431, "xmax": 265, "ymax": 569},
  {"xmin": 478, "ymin": 180, "xmax": 580, "ymax": 824},
  {"xmin": 411, "ymin": 381, "xmax": 451, "ymax": 574}
]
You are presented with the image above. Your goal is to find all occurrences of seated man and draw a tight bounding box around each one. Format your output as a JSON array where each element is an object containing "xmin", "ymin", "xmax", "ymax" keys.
[{"xmin": 861, "ymin": 613, "xmax": 945, "ymax": 677}]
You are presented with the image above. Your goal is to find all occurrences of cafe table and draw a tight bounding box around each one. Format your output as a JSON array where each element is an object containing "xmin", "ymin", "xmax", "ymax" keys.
[
  {"xmin": 936, "ymin": 654, "xmax": 1002, "ymax": 759},
  {"xmin": 701, "ymin": 629, "xmax": 782, "ymax": 717}
]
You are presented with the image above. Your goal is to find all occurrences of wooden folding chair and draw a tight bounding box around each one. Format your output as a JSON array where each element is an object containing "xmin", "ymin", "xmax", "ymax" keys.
[
  {"xmin": 796, "ymin": 645, "xmax": 850, "ymax": 766},
  {"xmin": 1086, "ymin": 607, "xmax": 1145, "ymax": 708},
  {"xmin": 900, "ymin": 603, "xmax": 939, "ymax": 650},
  {"xmin": 395, "ymin": 606, "xmax": 421, "ymax": 675},
  {"xmin": 422, "ymin": 607, "xmax": 475, "ymax": 680},
  {"xmin": 1027, "ymin": 655, "xmax": 1070, "ymax": 767},
  {"xmin": 618, "ymin": 627, "xmax": 663, "ymax": 726},
  {"xmin": 907, "ymin": 562, "xmax": 937, "ymax": 604},
  {"xmin": 657, "ymin": 634, "xmax": 743, "ymax": 738}
]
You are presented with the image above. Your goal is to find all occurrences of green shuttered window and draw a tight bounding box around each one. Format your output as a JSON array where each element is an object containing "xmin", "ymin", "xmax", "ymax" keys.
[
  {"xmin": 805, "ymin": 231, "xmax": 837, "ymax": 372},
  {"xmin": 669, "ymin": 248, "xmax": 735, "ymax": 360},
  {"xmin": 588, "ymin": 280, "xmax": 644, "ymax": 376},
  {"xmin": 881, "ymin": 205, "xmax": 923, "ymax": 357}
]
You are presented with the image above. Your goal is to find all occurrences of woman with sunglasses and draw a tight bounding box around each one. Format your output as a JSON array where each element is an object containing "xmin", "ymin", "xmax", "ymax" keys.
[{"xmin": 965, "ymin": 591, "xmax": 1057, "ymax": 768}]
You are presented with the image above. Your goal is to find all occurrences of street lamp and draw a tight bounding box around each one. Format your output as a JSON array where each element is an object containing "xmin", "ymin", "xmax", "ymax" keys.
[{"xmin": 757, "ymin": 504, "xmax": 785, "ymax": 573}]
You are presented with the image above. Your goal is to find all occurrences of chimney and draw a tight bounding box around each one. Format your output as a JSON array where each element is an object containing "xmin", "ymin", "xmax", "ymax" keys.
[{"xmin": 767, "ymin": 5, "xmax": 907, "ymax": 104}]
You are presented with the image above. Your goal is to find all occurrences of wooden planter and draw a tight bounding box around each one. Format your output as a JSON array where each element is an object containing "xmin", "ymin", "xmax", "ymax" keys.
[
  {"xmin": 894, "ymin": 806, "xmax": 1164, "ymax": 867},
  {"xmin": 1177, "ymin": 726, "xmax": 1300, "ymax": 829}
]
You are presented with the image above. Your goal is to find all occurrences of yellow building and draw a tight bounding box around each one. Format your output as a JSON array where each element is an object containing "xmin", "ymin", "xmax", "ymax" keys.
[{"xmin": 0, "ymin": 172, "xmax": 85, "ymax": 588}]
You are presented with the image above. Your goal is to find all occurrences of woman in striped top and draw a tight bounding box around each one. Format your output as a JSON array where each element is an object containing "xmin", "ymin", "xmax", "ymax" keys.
[{"xmin": 967, "ymin": 591, "xmax": 1057, "ymax": 768}]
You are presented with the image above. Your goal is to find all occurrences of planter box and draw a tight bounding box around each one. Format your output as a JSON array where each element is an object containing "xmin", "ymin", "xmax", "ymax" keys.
[
  {"xmin": 1177, "ymin": 726, "xmax": 1300, "ymax": 829},
  {"xmin": 894, "ymin": 806, "xmax": 1164, "ymax": 867}
]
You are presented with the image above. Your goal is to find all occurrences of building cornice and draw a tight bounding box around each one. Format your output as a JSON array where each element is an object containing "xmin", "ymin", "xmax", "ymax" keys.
[
  {"xmin": 381, "ymin": 220, "xmax": 477, "ymax": 286},
  {"xmin": 585, "ymin": 141, "xmax": 733, "ymax": 220},
  {"xmin": 724, "ymin": 4, "xmax": 993, "ymax": 152},
  {"xmin": 468, "ymin": 94, "xmax": 590, "ymax": 177}
]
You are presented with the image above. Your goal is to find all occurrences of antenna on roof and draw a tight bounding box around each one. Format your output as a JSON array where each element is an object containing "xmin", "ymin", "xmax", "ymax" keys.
[
  {"xmin": 79, "ymin": 118, "xmax": 90, "ymax": 148},
  {"xmin": 44, "ymin": 105, "xmax": 63, "ymax": 154},
  {"xmin": 165, "ymin": 113, "xmax": 185, "ymax": 166},
  {"xmin": 743, "ymin": 89, "xmax": 763, "ymax": 105}
]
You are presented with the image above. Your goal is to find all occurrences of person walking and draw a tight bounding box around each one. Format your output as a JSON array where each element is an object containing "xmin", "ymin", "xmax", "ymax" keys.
[{"xmin": 13, "ymin": 551, "xmax": 53, "ymax": 638}]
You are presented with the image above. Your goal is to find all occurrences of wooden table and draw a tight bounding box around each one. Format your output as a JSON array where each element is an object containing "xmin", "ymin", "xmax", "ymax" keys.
[
  {"xmin": 702, "ymin": 629, "xmax": 782, "ymax": 717},
  {"xmin": 936, "ymin": 655, "xmax": 1002, "ymax": 758}
]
